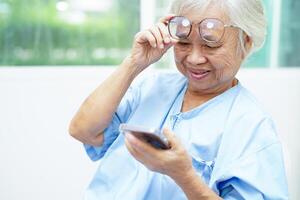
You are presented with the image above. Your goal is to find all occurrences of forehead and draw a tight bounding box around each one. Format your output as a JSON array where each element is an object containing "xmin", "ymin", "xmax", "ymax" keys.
[{"xmin": 180, "ymin": 4, "xmax": 230, "ymax": 24}]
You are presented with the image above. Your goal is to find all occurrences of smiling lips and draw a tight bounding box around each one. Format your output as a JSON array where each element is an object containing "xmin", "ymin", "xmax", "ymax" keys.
[{"xmin": 188, "ymin": 68, "xmax": 211, "ymax": 80}]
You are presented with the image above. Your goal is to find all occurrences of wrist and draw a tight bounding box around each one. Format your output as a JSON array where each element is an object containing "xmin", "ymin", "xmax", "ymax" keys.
[
  {"xmin": 173, "ymin": 168, "xmax": 198, "ymax": 186},
  {"xmin": 126, "ymin": 54, "xmax": 149, "ymax": 72},
  {"xmin": 173, "ymin": 169, "xmax": 221, "ymax": 200},
  {"xmin": 119, "ymin": 56, "xmax": 143, "ymax": 79}
]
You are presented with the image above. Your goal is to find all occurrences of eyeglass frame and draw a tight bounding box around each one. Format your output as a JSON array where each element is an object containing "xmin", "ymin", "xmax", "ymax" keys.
[{"xmin": 167, "ymin": 16, "xmax": 240, "ymax": 44}]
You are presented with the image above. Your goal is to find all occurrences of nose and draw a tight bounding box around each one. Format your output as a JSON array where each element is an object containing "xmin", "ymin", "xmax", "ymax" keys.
[{"xmin": 186, "ymin": 45, "xmax": 207, "ymax": 65}]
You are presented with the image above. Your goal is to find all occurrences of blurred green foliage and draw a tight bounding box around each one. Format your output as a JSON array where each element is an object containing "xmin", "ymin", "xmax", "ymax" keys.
[{"xmin": 0, "ymin": 0, "xmax": 140, "ymax": 66}]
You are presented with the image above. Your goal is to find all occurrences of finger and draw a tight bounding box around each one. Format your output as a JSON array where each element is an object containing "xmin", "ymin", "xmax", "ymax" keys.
[
  {"xmin": 125, "ymin": 140, "xmax": 147, "ymax": 164},
  {"xmin": 170, "ymin": 37, "xmax": 180, "ymax": 44},
  {"xmin": 125, "ymin": 134, "xmax": 156, "ymax": 163},
  {"xmin": 157, "ymin": 22, "xmax": 171, "ymax": 45},
  {"xmin": 158, "ymin": 15, "xmax": 179, "ymax": 46},
  {"xmin": 125, "ymin": 133, "xmax": 161, "ymax": 157},
  {"xmin": 125, "ymin": 137, "xmax": 136, "ymax": 155},
  {"xmin": 125, "ymin": 134, "xmax": 143, "ymax": 158},
  {"xmin": 162, "ymin": 128, "xmax": 179, "ymax": 147},
  {"xmin": 163, "ymin": 37, "xmax": 179, "ymax": 51},
  {"xmin": 149, "ymin": 25, "xmax": 164, "ymax": 49},
  {"xmin": 135, "ymin": 30, "xmax": 157, "ymax": 48},
  {"xmin": 159, "ymin": 14, "xmax": 176, "ymax": 24},
  {"xmin": 161, "ymin": 41, "xmax": 175, "ymax": 55}
]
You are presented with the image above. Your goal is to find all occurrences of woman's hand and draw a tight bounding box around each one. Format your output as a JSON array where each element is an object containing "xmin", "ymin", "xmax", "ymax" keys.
[
  {"xmin": 128, "ymin": 14, "xmax": 177, "ymax": 72},
  {"xmin": 125, "ymin": 128, "xmax": 222, "ymax": 200},
  {"xmin": 124, "ymin": 128, "xmax": 194, "ymax": 181}
]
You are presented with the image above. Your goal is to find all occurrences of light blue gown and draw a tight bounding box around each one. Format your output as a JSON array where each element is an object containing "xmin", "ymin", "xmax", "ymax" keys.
[{"xmin": 83, "ymin": 72, "xmax": 288, "ymax": 200}]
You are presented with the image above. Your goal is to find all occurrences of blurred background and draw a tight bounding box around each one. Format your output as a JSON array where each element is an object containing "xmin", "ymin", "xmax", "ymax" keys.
[
  {"xmin": 0, "ymin": 0, "xmax": 299, "ymax": 200},
  {"xmin": 0, "ymin": 0, "xmax": 299, "ymax": 67}
]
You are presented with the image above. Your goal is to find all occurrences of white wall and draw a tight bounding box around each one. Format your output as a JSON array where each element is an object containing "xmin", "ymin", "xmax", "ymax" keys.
[
  {"xmin": 0, "ymin": 67, "xmax": 299, "ymax": 200},
  {"xmin": 237, "ymin": 69, "xmax": 300, "ymax": 200}
]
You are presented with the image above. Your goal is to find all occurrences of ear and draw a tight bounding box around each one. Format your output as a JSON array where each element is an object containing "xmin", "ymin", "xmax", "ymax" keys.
[{"xmin": 242, "ymin": 33, "xmax": 253, "ymax": 58}]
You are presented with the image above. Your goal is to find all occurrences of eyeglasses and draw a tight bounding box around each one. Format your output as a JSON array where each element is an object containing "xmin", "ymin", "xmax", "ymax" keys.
[{"xmin": 168, "ymin": 16, "xmax": 239, "ymax": 46}]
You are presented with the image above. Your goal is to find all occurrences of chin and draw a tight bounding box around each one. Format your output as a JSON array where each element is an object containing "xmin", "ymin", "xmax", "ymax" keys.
[{"xmin": 188, "ymin": 81, "xmax": 214, "ymax": 92}]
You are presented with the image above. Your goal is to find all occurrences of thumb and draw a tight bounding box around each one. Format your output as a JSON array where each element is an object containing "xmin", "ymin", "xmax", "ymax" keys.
[
  {"xmin": 162, "ymin": 128, "xmax": 178, "ymax": 146},
  {"xmin": 162, "ymin": 41, "xmax": 174, "ymax": 53}
]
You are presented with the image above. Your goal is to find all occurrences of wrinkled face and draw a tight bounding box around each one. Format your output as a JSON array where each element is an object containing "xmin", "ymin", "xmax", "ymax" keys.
[{"xmin": 173, "ymin": 6, "xmax": 245, "ymax": 94}]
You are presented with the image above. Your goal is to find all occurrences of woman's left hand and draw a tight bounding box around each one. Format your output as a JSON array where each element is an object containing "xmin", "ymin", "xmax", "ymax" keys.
[{"xmin": 124, "ymin": 128, "xmax": 194, "ymax": 182}]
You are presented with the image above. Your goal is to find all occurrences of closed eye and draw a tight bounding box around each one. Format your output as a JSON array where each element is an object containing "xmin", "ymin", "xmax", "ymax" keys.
[
  {"xmin": 205, "ymin": 42, "xmax": 222, "ymax": 49},
  {"xmin": 205, "ymin": 44, "xmax": 219, "ymax": 49},
  {"xmin": 177, "ymin": 42, "xmax": 190, "ymax": 46}
]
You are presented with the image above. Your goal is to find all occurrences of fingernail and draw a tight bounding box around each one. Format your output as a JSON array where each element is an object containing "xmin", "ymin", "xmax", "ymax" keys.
[
  {"xmin": 165, "ymin": 38, "xmax": 170, "ymax": 43},
  {"xmin": 160, "ymin": 44, "xmax": 164, "ymax": 49}
]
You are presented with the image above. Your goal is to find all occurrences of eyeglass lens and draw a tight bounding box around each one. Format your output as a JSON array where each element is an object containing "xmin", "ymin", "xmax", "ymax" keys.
[
  {"xmin": 168, "ymin": 16, "xmax": 192, "ymax": 39},
  {"xmin": 168, "ymin": 16, "xmax": 225, "ymax": 43}
]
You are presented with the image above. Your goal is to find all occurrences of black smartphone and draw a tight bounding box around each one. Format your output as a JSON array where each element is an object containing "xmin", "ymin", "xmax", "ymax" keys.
[{"xmin": 119, "ymin": 124, "xmax": 170, "ymax": 150}]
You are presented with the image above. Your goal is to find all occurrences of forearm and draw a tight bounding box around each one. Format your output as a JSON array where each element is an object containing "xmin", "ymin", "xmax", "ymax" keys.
[
  {"xmin": 69, "ymin": 57, "xmax": 141, "ymax": 144},
  {"xmin": 174, "ymin": 169, "xmax": 222, "ymax": 200}
]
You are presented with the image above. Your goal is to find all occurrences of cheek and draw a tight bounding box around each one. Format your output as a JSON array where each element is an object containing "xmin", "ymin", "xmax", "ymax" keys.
[
  {"xmin": 174, "ymin": 48, "xmax": 188, "ymax": 75},
  {"xmin": 174, "ymin": 48, "xmax": 185, "ymax": 63},
  {"xmin": 208, "ymin": 49, "xmax": 242, "ymax": 78},
  {"xmin": 209, "ymin": 37, "xmax": 243, "ymax": 69},
  {"xmin": 210, "ymin": 51, "xmax": 237, "ymax": 68}
]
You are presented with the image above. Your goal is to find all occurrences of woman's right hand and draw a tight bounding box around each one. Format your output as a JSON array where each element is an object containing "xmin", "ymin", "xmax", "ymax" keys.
[{"xmin": 128, "ymin": 14, "xmax": 177, "ymax": 72}]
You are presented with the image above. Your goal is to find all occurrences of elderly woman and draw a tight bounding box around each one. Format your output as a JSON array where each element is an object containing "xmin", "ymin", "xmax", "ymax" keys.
[{"xmin": 69, "ymin": 0, "xmax": 288, "ymax": 199}]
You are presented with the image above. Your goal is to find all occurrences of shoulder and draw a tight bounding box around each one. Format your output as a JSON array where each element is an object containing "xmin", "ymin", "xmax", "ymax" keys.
[
  {"xmin": 229, "ymin": 83, "xmax": 274, "ymax": 124},
  {"xmin": 212, "ymin": 83, "xmax": 283, "ymax": 172},
  {"xmin": 223, "ymin": 82, "xmax": 279, "ymax": 152},
  {"xmin": 226, "ymin": 81, "xmax": 278, "ymax": 145}
]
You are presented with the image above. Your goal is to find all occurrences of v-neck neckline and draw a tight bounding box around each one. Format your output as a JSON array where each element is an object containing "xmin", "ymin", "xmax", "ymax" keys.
[{"xmin": 171, "ymin": 80, "xmax": 241, "ymax": 119}]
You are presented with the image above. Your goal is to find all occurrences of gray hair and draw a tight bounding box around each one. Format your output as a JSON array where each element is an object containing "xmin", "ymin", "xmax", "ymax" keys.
[{"xmin": 169, "ymin": 0, "xmax": 267, "ymax": 56}]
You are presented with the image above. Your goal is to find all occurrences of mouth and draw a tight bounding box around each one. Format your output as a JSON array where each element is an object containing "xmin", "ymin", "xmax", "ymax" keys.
[{"xmin": 187, "ymin": 68, "xmax": 211, "ymax": 80}]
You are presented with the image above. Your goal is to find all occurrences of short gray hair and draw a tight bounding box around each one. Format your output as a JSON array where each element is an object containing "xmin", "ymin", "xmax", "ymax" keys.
[{"xmin": 169, "ymin": 0, "xmax": 267, "ymax": 55}]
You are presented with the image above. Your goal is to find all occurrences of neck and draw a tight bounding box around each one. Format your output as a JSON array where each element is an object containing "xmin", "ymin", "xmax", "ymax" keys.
[
  {"xmin": 188, "ymin": 78, "xmax": 237, "ymax": 97},
  {"xmin": 181, "ymin": 79, "xmax": 238, "ymax": 112}
]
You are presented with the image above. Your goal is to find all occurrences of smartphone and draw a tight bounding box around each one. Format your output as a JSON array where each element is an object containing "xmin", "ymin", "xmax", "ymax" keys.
[{"xmin": 119, "ymin": 124, "xmax": 170, "ymax": 150}]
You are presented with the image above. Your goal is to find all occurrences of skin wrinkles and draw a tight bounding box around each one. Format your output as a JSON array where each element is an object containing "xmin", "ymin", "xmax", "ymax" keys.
[{"xmin": 174, "ymin": 6, "xmax": 245, "ymax": 101}]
